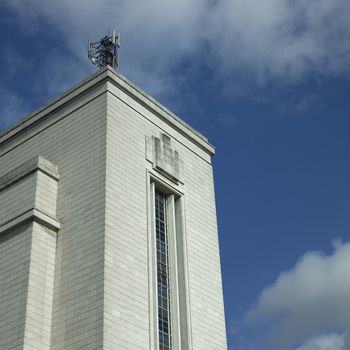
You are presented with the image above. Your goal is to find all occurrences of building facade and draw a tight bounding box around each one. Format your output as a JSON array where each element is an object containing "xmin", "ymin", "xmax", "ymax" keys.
[{"xmin": 0, "ymin": 67, "xmax": 227, "ymax": 349}]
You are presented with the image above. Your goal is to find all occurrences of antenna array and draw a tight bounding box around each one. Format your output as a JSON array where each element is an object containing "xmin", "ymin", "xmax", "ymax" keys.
[{"xmin": 88, "ymin": 30, "xmax": 120, "ymax": 69}]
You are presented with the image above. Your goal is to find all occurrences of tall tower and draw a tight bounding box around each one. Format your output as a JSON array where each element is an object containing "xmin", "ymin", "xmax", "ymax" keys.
[{"xmin": 0, "ymin": 66, "xmax": 227, "ymax": 349}]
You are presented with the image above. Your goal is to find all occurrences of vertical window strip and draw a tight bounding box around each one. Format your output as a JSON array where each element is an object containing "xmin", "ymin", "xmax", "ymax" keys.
[{"xmin": 155, "ymin": 191, "xmax": 172, "ymax": 350}]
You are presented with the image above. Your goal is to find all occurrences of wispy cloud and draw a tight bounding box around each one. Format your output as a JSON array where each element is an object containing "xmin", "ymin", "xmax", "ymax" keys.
[
  {"xmin": 1, "ymin": 0, "xmax": 349, "ymax": 129},
  {"xmin": 294, "ymin": 331, "xmax": 349, "ymax": 350},
  {"xmin": 3, "ymin": 0, "xmax": 350, "ymax": 87},
  {"xmin": 209, "ymin": 0, "xmax": 350, "ymax": 81}
]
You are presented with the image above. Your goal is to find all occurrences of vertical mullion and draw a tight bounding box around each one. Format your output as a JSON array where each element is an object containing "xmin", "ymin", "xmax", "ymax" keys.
[
  {"xmin": 166, "ymin": 194, "xmax": 181, "ymax": 350},
  {"xmin": 149, "ymin": 181, "xmax": 158, "ymax": 350}
]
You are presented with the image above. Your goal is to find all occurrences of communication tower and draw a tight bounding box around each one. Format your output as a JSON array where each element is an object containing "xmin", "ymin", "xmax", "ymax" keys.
[{"xmin": 88, "ymin": 30, "xmax": 120, "ymax": 69}]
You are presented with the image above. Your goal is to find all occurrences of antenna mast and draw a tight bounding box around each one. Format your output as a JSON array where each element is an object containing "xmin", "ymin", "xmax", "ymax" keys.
[{"xmin": 88, "ymin": 30, "xmax": 120, "ymax": 69}]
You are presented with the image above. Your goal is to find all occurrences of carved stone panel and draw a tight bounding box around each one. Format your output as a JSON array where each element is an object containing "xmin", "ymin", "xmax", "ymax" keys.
[{"xmin": 153, "ymin": 133, "xmax": 180, "ymax": 182}]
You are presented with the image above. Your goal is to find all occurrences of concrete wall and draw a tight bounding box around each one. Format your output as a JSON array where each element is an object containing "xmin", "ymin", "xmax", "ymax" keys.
[
  {"xmin": 0, "ymin": 157, "xmax": 59, "ymax": 350},
  {"xmin": 24, "ymin": 221, "xmax": 56, "ymax": 349},
  {"xmin": 103, "ymin": 85, "xmax": 151, "ymax": 349},
  {"xmin": 0, "ymin": 224, "xmax": 31, "ymax": 350},
  {"xmin": 0, "ymin": 67, "xmax": 227, "ymax": 349},
  {"xmin": 104, "ymin": 77, "xmax": 227, "ymax": 349},
  {"xmin": 0, "ymin": 82, "xmax": 107, "ymax": 349}
]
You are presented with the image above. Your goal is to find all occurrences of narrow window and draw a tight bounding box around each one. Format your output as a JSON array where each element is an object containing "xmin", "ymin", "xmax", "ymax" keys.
[
  {"xmin": 155, "ymin": 191, "xmax": 172, "ymax": 350},
  {"xmin": 149, "ymin": 179, "xmax": 192, "ymax": 349}
]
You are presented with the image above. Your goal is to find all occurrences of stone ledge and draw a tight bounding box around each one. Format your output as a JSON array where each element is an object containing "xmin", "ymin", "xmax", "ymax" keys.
[
  {"xmin": 0, "ymin": 156, "xmax": 59, "ymax": 191},
  {"xmin": 0, "ymin": 67, "xmax": 215, "ymax": 157},
  {"xmin": 0, "ymin": 208, "xmax": 60, "ymax": 236}
]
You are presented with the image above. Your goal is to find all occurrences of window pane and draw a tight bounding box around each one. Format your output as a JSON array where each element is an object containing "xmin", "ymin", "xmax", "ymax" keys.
[{"xmin": 155, "ymin": 191, "xmax": 172, "ymax": 350}]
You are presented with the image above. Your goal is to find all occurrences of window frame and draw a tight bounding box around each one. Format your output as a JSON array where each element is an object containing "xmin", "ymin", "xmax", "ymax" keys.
[{"xmin": 147, "ymin": 173, "xmax": 192, "ymax": 350}]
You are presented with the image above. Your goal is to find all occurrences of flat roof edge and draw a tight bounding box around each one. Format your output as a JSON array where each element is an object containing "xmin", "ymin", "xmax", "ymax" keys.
[
  {"xmin": 0, "ymin": 68, "xmax": 107, "ymax": 145},
  {"xmin": 105, "ymin": 68, "xmax": 215, "ymax": 155},
  {"xmin": 0, "ymin": 67, "xmax": 215, "ymax": 156}
]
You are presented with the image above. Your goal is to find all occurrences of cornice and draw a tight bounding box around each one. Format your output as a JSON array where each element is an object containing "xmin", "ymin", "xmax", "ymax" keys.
[{"xmin": 0, "ymin": 67, "xmax": 215, "ymax": 156}]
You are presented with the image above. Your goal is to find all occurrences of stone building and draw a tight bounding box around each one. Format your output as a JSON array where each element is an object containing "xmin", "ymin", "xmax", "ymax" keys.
[{"xmin": 0, "ymin": 66, "xmax": 227, "ymax": 349}]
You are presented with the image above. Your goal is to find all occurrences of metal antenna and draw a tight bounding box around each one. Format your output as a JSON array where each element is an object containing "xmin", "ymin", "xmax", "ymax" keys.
[{"xmin": 88, "ymin": 30, "xmax": 120, "ymax": 69}]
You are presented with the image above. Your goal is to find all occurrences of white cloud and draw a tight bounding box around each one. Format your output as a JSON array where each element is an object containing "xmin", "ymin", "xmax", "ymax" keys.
[
  {"xmin": 2, "ymin": 0, "xmax": 209, "ymax": 99},
  {"xmin": 245, "ymin": 241, "xmax": 350, "ymax": 349},
  {"xmin": 209, "ymin": 0, "xmax": 350, "ymax": 82},
  {"xmin": 294, "ymin": 332, "xmax": 348, "ymax": 350},
  {"xmin": 3, "ymin": 0, "xmax": 350, "ymax": 88},
  {"xmin": 1, "ymin": 0, "xmax": 350, "ymax": 128}
]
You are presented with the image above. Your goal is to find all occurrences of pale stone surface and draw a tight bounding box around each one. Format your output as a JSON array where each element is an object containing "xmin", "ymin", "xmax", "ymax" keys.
[
  {"xmin": 23, "ymin": 221, "xmax": 56, "ymax": 350},
  {"xmin": 0, "ymin": 66, "xmax": 227, "ymax": 349},
  {"xmin": 0, "ymin": 89, "xmax": 107, "ymax": 349},
  {"xmin": 0, "ymin": 157, "xmax": 59, "ymax": 350},
  {"xmin": 153, "ymin": 133, "xmax": 180, "ymax": 182},
  {"xmin": 0, "ymin": 224, "xmax": 31, "ymax": 350}
]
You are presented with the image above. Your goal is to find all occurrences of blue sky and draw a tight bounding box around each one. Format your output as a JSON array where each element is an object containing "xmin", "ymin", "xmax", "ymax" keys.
[{"xmin": 1, "ymin": 1, "xmax": 350, "ymax": 349}]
